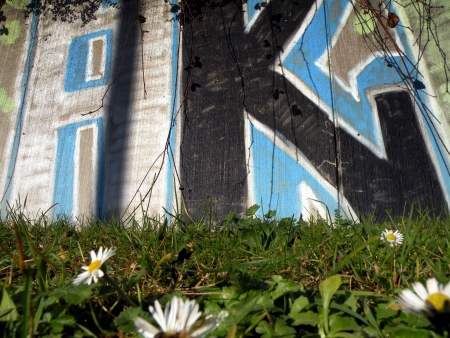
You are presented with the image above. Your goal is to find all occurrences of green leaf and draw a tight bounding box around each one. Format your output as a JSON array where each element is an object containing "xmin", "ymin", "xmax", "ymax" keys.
[
  {"xmin": 257, "ymin": 293, "xmax": 274, "ymax": 308},
  {"xmin": 329, "ymin": 314, "xmax": 360, "ymax": 334},
  {"xmin": 224, "ymin": 211, "xmax": 237, "ymax": 227},
  {"xmin": 242, "ymin": 228, "xmax": 262, "ymax": 249},
  {"xmin": 256, "ymin": 318, "xmax": 296, "ymax": 338},
  {"xmin": 330, "ymin": 302, "xmax": 369, "ymax": 327},
  {"xmin": 343, "ymin": 291, "xmax": 357, "ymax": 312},
  {"xmin": 319, "ymin": 275, "xmax": 342, "ymax": 336},
  {"xmin": 33, "ymin": 296, "xmax": 45, "ymax": 334},
  {"xmin": 50, "ymin": 311, "xmax": 75, "ymax": 334},
  {"xmin": 21, "ymin": 269, "xmax": 33, "ymax": 338},
  {"xmin": 272, "ymin": 318, "xmax": 296, "ymax": 337},
  {"xmin": 270, "ymin": 276, "xmax": 302, "ymax": 300},
  {"xmin": 216, "ymin": 292, "xmax": 260, "ymax": 336},
  {"xmin": 0, "ymin": 286, "xmax": 18, "ymax": 321},
  {"xmin": 37, "ymin": 258, "xmax": 49, "ymax": 292},
  {"xmin": 114, "ymin": 306, "xmax": 152, "ymax": 333},
  {"xmin": 290, "ymin": 311, "xmax": 319, "ymax": 326},
  {"xmin": 271, "ymin": 275, "xmax": 283, "ymax": 283},
  {"xmin": 45, "ymin": 334, "xmax": 63, "ymax": 338},
  {"xmin": 54, "ymin": 313, "xmax": 76, "ymax": 326},
  {"xmin": 374, "ymin": 306, "xmax": 398, "ymax": 321},
  {"xmin": 203, "ymin": 300, "xmax": 222, "ymax": 317},
  {"xmin": 255, "ymin": 320, "xmax": 273, "ymax": 337},
  {"xmin": 391, "ymin": 311, "xmax": 429, "ymax": 327},
  {"xmin": 264, "ymin": 210, "xmax": 276, "ymax": 218},
  {"xmin": 50, "ymin": 322, "xmax": 64, "ymax": 334},
  {"xmin": 315, "ymin": 298, "xmax": 370, "ymax": 328},
  {"xmin": 43, "ymin": 296, "xmax": 58, "ymax": 308},
  {"xmin": 52, "ymin": 284, "xmax": 96, "ymax": 305},
  {"xmin": 289, "ymin": 296, "xmax": 310, "ymax": 316},
  {"xmin": 76, "ymin": 323, "xmax": 97, "ymax": 337},
  {"xmin": 220, "ymin": 286, "xmax": 242, "ymax": 306},
  {"xmin": 392, "ymin": 327, "xmax": 433, "ymax": 338},
  {"xmin": 246, "ymin": 205, "xmax": 260, "ymax": 216},
  {"xmin": 319, "ymin": 275, "xmax": 342, "ymax": 311},
  {"xmin": 43, "ymin": 312, "xmax": 52, "ymax": 323},
  {"xmin": 0, "ymin": 308, "xmax": 14, "ymax": 318},
  {"xmin": 362, "ymin": 298, "xmax": 381, "ymax": 336}
]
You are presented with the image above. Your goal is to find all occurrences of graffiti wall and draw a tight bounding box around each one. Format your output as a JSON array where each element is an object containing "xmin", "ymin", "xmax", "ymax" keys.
[
  {"xmin": 0, "ymin": 0, "xmax": 178, "ymax": 220},
  {"xmin": 0, "ymin": 0, "xmax": 449, "ymax": 222}
]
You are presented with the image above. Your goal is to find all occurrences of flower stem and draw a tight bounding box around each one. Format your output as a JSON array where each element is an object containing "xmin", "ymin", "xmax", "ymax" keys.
[
  {"xmin": 103, "ymin": 272, "xmax": 137, "ymax": 307},
  {"xmin": 88, "ymin": 298, "xmax": 105, "ymax": 334}
]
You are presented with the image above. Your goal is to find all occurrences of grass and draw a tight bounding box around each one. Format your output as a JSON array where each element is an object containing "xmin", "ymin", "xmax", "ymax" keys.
[{"xmin": 0, "ymin": 203, "xmax": 449, "ymax": 337}]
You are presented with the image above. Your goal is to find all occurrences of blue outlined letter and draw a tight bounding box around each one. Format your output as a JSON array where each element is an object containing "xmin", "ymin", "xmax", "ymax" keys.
[{"xmin": 64, "ymin": 30, "xmax": 112, "ymax": 92}]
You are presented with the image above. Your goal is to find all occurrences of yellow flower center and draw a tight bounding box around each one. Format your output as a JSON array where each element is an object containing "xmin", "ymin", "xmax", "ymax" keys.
[
  {"xmin": 88, "ymin": 260, "xmax": 101, "ymax": 273},
  {"xmin": 386, "ymin": 233, "xmax": 396, "ymax": 241},
  {"xmin": 426, "ymin": 293, "xmax": 450, "ymax": 313}
]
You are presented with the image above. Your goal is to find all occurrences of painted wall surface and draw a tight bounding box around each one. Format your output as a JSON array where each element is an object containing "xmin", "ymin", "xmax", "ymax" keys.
[
  {"xmin": 0, "ymin": 0, "xmax": 449, "ymax": 222},
  {"xmin": 0, "ymin": 0, "xmax": 177, "ymax": 220},
  {"xmin": 179, "ymin": 0, "xmax": 450, "ymax": 220}
]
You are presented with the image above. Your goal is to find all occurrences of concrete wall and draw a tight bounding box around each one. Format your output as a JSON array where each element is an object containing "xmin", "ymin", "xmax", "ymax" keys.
[{"xmin": 0, "ymin": 0, "xmax": 449, "ymax": 222}]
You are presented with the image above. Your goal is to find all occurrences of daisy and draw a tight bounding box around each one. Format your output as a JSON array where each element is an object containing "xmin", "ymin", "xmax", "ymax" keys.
[
  {"xmin": 73, "ymin": 247, "xmax": 116, "ymax": 285},
  {"xmin": 398, "ymin": 278, "xmax": 450, "ymax": 316},
  {"xmin": 380, "ymin": 229, "xmax": 403, "ymax": 247},
  {"xmin": 135, "ymin": 296, "xmax": 218, "ymax": 338}
]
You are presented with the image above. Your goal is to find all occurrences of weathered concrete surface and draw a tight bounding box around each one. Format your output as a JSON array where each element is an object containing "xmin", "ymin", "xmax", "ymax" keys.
[
  {"xmin": 0, "ymin": 0, "xmax": 177, "ymax": 220},
  {"xmin": 179, "ymin": 0, "xmax": 450, "ymax": 220},
  {"xmin": 0, "ymin": 0, "xmax": 449, "ymax": 222}
]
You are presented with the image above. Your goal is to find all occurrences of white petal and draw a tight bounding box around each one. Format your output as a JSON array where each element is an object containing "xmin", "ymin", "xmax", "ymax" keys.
[
  {"xmin": 98, "ymin": 247, "xmax": 104, "ymax": 260},
  {"xmin": 412, "ymin": 282, "xmax": 429, "ymax": 301},
  {"xmin": 90, "ymin": 250, "xmax": 97, "ymax": 262},
  {"xmin": 102, "ymin": 248, "xmax": 116, "ymax": 263},
  {"xmin": 174, "ymin": 298, "xmax": 188, "ymax": 331},
  {"xmin": 426, "ymin": 278, "xmax": 440, "ymax": 295},
  {"xmin": 73, "ymin": 271, "xmax": 90, "ymax": 285},
  {"xmin": 186, "ymin": 302, "xmax": 202, "ymax": 329},
  {"xmin": 151, "ymin": 301, "xmax": 167, "ymax": 331},
  {"xmin": 166, "ymin": 297, "xmax": 179, "ymax": 331},
  {"xmin": 443, "ymin": 282, "xmax": 450, "ymax": 297},
  {"xmin": 81, "ymin": 266, "xmax": 89, "ymax": 271},
  {"xmin": 180, "ymin": 298, "xmax": 196, "ymax": 331},
  {"xmin": 399, "ymin": 289, "xmax": 425, "ymax": 311},
  {"xmin": 135, "ymin": 317, "xmax": 160, "ymax": 338},
  {"xmin": 191, "ymin": 318, "xmax": 218, "ymax": 338}
]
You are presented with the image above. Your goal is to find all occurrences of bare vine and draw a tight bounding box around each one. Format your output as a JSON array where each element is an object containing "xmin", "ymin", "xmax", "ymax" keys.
[{"xmin": 353, "ymin": 0, "xmax": 450, "ymax": 155}]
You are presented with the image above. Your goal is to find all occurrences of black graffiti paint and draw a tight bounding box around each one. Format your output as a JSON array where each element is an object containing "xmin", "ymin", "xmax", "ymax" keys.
[{"xmin": 179, "ymin": 0, "xmax": 445, "ymax": 220}]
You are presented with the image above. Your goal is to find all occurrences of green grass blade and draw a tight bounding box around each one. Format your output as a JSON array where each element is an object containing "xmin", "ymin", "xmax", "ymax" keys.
[{"xmin": 330, "ymin": 236, "xmax": 379, "ymax": 276}]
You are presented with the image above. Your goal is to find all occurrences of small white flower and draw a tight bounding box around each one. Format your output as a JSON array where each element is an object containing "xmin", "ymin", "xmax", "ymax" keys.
[
  {"xmin": 135, "ymin": 296, "xmax": 218, "ymax": 338},
  {"xmin": 73, "ymin": 247, "xmax": 116, "ymax": 285},
  {"xmin": 380, "ymin": 229, "xmax": 403, "ymax": 247},
  {"xmin": 398, "ymin": 278, "xmax": 450, "ymax": 316}
]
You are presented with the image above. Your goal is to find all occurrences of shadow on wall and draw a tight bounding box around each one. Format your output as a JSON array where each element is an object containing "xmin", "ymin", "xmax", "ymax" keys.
[
  {"xmin": 2, "ymin": 0, "xmax": 141, "ymax": 220},
  {"xmin": 25, "ymin": 0, "xmax": 120, "ymax": 26}
]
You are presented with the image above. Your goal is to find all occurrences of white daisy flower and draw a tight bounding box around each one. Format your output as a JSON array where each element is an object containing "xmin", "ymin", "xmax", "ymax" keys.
[
  {"xmin": 73, "ymin": 247, "xmax": 116, "ymax": 285},
  {"xmin": 398, "ymin": 278, "xmax": 450, "ymax": 316},
  {"xmin": 135, "ymin": 296, "xmax": 218, "ymax": 338},
  {"xmin": 380, "ymin": 229, "xmax": 403, "ymax": 247}
]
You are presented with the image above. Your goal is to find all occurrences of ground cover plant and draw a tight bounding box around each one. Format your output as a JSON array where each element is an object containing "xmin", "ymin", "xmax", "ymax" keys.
[{"xmin": 0, "ymin": 203, "xmax": 450, "ymax": 337}]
